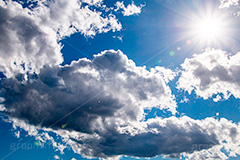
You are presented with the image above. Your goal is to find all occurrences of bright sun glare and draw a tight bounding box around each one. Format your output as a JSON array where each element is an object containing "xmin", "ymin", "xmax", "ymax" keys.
[
  {"xmin": 189, "ymin": 12, "xmax": 232, "ymax": 46},
  {"xmin": 196, "ymin": 18, "xmax": 222, "ymax": 39},
  {"xmin": 193, "ymin": 16, "xmax": 227, "ymax": 44}
]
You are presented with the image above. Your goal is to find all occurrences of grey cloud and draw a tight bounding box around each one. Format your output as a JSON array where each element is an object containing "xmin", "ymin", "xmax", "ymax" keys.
[
  {"xmin": 84, "ymin": 119, "xmax": 218, "ymax": 158},
  {"xmin": 58, "ymin": 117, "xmax": 240, "ymax": 159},
  {"xmin": 1, "ymin": 50, "xmax": 177, "ymax": 134},
  {"xmin": 10, "ymin": 116, "xmax": 228, "ymax": 159}
]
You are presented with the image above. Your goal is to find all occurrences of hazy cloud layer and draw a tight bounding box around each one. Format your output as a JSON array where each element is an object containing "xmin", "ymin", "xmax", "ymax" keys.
[{"xmin": 178, "ymin": 49, "xmax": 240, "ymax": 101}]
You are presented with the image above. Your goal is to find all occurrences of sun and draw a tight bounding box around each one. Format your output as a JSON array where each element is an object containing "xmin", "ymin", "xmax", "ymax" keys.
[
  {"xmin": 196, "ymin": 18, "xmax": 222, "ymax": 40},
  {"xmin": 192, "ymin": 15, "xmax": 227, "ymax": 44},
  {"xmin": 187, "ymin": 10, "xmax": 233, "ymax": 47}
]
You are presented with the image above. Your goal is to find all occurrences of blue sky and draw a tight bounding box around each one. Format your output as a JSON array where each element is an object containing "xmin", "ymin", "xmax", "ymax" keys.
[{"xmin": 1, "ymin": 0, "xmax": 240, "ymax": 160}]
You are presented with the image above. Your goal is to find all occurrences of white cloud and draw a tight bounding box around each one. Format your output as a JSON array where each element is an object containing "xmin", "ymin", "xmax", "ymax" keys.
[
  {"xmin": 115, "ymin": 1, "xmax": 144, "ymax": 16},
  {"xmin": 54, "ymin": 155, "xmax": 60, "ymax": 160},
  {"xmin": 0, "ymin": 105, "xmax": 6, "ymax": 111},
  {"xmin": 113, "ymin": 35, "xmax": 123, "ymax": 42},
  {"xmin": 180, "ymin": 96, "xmax": 189, "ymax": 103},
  {"xmin": 219, "ymin": 0, "xmax": 239, "ymax": 8},
  {"xmin": 81, "ymin": 0, "xmax": 103, "ymax": 6},
  {"xmin": 213, "ymin": 95, "xmax": 222, "ymax": 102},
  {"xmin": 14, "ymin": 131, "xmax": 20, "ymax": 138},
  {"xmin": 0, "ymin": 1, "xmax": 63, "ymax": 78},
  {"xmin": 34, "ymin": 0, "xmax": 122, "ymax": 38},
  {"xmin": 0, "ymin": 0, "xmax": 123, "ymax": 78},
  {"xmin": 184, "ymin": 118, "xmax": 240, "ymax": 160},
  {"xmin": 177, "ymin": 49, "xmax": 240, "ymax": 101}
]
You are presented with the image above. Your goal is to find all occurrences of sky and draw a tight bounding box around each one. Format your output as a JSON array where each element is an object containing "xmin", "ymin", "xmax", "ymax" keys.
[{"xmin": 1, "ymin": 0, "xmax": 240, "ymax": 160}]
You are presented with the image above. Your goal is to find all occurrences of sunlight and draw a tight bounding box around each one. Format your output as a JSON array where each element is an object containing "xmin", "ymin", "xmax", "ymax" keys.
[
  {"xmin": 196, "ymin": 18, "xmax": 223, "ymax": 39},
  {"xmin": 186, "ymin": 7, "xmax": 234, "ymax": 48},
  {"xmin": 192, "ymin": 15, "xmax": 227, "ymax": 44}
]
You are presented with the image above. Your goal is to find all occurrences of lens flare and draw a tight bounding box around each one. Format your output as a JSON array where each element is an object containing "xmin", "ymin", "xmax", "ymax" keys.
[
  {"xmin": 169, "ymin": 51, "xmax": 175, "ymax": 56},
  {"xmin": 186, "ymin": 40, "xmax": 192, "ymax": 45}
]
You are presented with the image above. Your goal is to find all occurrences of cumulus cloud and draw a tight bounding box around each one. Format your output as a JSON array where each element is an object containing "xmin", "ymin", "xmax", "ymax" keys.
[
  {"xmin": 183, "ymin": 118, "xmax": 240, "ymax": 160},
  {"xmin": 3, "ymin": 50, "xmax": 240, "ymax": 159},
  {"xmin": 115, "ymin": 1, "xmax": 144, "ymax": 16},
  {"xmin": 7, "ymin": 114, "xmax": 240, "ymax": 159},
  {"xmin": 0, "ymin": 0, "xmax": 122, "ymax": 77},
  {"xmin": 1, "ymin": 1, "xmax": 240, "ymax": 160},
  {"xmin": 0, "ymin": 2, "xmax": 63, "ymax": 77},
  {"xmin": 177, "ymin": 49, "xmax": 240, "ymax": 101},
  {"xmin": 34, "ymin": 0, "xmax": 122, "ymax": 38},
  {"xmin": 1, "ymin": 50, "xmax": 177, "ymax": 134}
]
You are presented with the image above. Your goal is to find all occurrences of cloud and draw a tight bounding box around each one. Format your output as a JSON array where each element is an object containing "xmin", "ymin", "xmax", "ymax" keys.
[
  {"xmin": 184, "ymin": 118, "xmax": 240, "ymax": 160},
  {"xmin": 0, "ymin": 0, "xmax": 123, "ymax": 78},
  {"xmin": 33, "ymin": 0, "xmax": 122, "ymax": 38},
  {"xmin": 81, "ymin": 0, "xmax": 103, "ymax": 6},
  {"xmin": 115, "ymin": 1, "xmax": 144, "ymax": 16},
  {"xmin": 219, "ymin": 0, "xmax": 240, "ymax": 16},
  {"xmin": 54, "ymin": 155, "xmax": 60, "ymax": 160},
  {"xmin": 2, "ymin": 48, "xmax": 240, "ymax": 159},
  {"xmin": 1, "ymin": 1, "xmax": 240, "ymax": 160},
  {"xmin": 177, "ymin": 49, "xmax": 240, "ymax": 101},
  {"xmin": 0, "ymin": 2, "xmax": 63, "ymax": 77},
  {"xmin": 219, "ymin": 0, "xmax": 239, "ymax": 8},
  {"xmin": 81, "ymin": 116, "xmax": 219, "ymax": 159},
  {"xmin": 7, "ymin": 115, "xmax": 240, "ymax": 159},
  {"xmin": 1, "ymin": 50, "xmax": 177, "ymax": 134}
]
